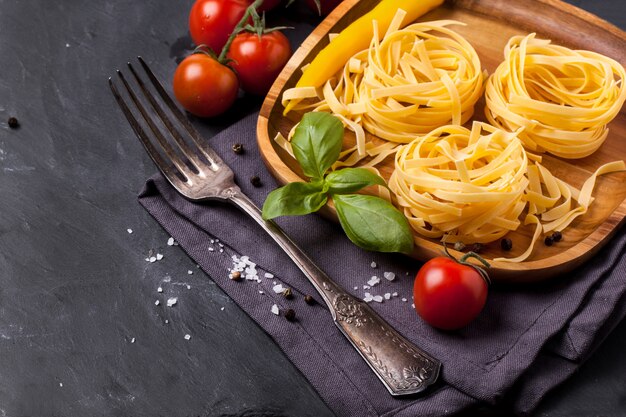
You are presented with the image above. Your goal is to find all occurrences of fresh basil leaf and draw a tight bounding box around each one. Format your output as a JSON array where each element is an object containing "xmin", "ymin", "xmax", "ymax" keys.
[
  {"xmin": 291, "ymin": 112, "xmax": 344, "ymax": 181},
  {"xmin": 333, "ymin": 194, "xmax": 414, "ymax": 254},
  {"xmin": 262, "ymin": 181, "xmax": 328, "ymax": 220},
  {"xmin": 325, "ymin": 168, "xmax": 387, "ymax": 195}
]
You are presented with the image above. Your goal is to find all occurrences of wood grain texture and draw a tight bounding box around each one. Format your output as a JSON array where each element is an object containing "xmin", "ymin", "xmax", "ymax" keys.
[{"xmin": 257, "ymin": 0, "xmax": 626, "ymax": 282}]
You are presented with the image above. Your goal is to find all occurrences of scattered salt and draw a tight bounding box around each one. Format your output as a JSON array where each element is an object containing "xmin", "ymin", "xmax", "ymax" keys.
[
  {"xmin": 157, "ymin": 287, "xmax": 163, "ymax": 293},
  {"xmin": 272, "ymin": 284, "xmax": 285, "ymax": 294},
  {"xmin": 411, "ymin": 303, "xmax": 415, "ymax": 308},
  {"xmin": 384, "ymin": 293, "xmax": 391, "ymax": 300},
  {"xmin": 156, "ymin": 253, "xmax": 163, "ymax": 261},
  {"xmin": 372, "ymin": 295, "xmax": 384, "ymax": 303},
  {"xmin": 59, "ymin": 382, "xmax": 63, "ymax": 387},
  {"xmin": 167, "ymin": 237, "xmax": 175, "ymax": 246},
  {"xmin": 264, "ymin": 272, "xmax": 274, "ymax": 279},
  {"xmin": 165, "ymin": 320, "xmax": 169, "ymax": 324},
  {"xmin": 127, "ymin": 228, "xmax": 133, "ymax": 234},
  {"xmin": 186, "ymin": 284, "xmax": 191, "ymax": 290},
  {"xmin": 187, "ymin": 270, "xmax": 193, "ymax": 275},
  {"xmin": 166, "ymin": 297, "xmax": 178, "ymax": 307},
  {"xmin": 363, "ymin": 293, "xmax": 374, "ymax": 302},
  {"xmin": 208, "ymin": 247, "xmax": 214, "ymax": 252},
  {"xmin": 219, "ymin": 249, "xmax": 224, "ymax": 253},
  {"xmin": 155, "ymin": 300, "xmax": 160, "ymax": 306},
  {"xmin": 367, "ymin": 276, "xmax": 380, "ymax": 286},
  {"xmin": 354, "ymin": 286, "xmax": 358, "ymax": 290},
  {"xmin": 383, "ymin": 272, "xmax": 396, "ymax": 281},
  {"xmin": 220, "ymin": 307, "xmax": 225, "ymax": 311},
  {"xmin": 184, "ymin": 334, "xmax": 191, "ymax": 340},
  {"xmin": 259, "ymin": 290, "xmax": 264, "ymax": 294},
  {"xmin": 65, "ymin": 43, "xmax": 70, "ymax": 48},
  {"xmin": 149, "ymin": 257, "xmax": 157, "ymax": 263},
  {"xmin": 370, "ymin": 261, "xmax": 377, "ymax": 268},
  {"xmin": 271, "ymin": 304, "xmax": 280, "ymax": 315},
  {"xmin": 392, "ymin": 292, "xmax": 398, "ymax": 297},
  {"xmin": 363, "ymin": 285, "xmax": 371, "ymax": 290},
  {"xmin": 130, "ymin": 337, "xmax": 135, "ymax": 343},
  {"xmin": 402, "ymin": 298, "xmax": 408, "ymax": 302}
]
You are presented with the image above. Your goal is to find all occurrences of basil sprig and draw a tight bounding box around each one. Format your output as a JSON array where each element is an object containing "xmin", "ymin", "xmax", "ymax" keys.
[{"xmin": 262, "ymin": 112, "xmax": 414, "ymax": 254}]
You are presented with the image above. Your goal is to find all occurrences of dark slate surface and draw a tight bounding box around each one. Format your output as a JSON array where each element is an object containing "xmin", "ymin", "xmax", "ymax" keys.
[{"xmin": 0, "ymin": 1, "xmax": 623, "ymax": 416}]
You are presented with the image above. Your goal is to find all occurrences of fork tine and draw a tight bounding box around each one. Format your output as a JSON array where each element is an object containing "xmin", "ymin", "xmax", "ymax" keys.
[
  {"xmin": 114, "ymin": 68, "xmax": 194, "ymax": 180},
  {"xmin": 109, "ymin": 77, "xmax": 186, "ymax": 189},
  {"xmin": 137, "ymin": 56, "xmax": 222, "ymax": 172},
  {"xmin": 126, "ymin": 61, "xmax": 207, "ymax": 173}
]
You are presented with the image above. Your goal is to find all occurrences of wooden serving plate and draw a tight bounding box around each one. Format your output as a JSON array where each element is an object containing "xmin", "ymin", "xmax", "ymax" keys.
[{"xmin": 257, "ymin": 0, "xmax": 626, "ymax": 282}]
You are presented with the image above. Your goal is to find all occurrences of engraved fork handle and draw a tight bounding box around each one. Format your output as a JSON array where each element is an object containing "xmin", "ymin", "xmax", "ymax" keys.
[{"xmin": 229, "ymin": 191, "xmax": 441, "ymax": 396}]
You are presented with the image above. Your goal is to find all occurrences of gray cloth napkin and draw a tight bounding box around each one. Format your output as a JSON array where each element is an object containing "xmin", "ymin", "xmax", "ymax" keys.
[{"xmin": 138, "ymin": 111, "xmax": 626, "ymax": 417}]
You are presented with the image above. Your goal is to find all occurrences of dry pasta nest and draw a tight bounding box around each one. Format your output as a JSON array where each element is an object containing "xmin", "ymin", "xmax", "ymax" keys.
[
  {"xmin": 485, "ymin": 33, "xmax": 626, "ymax": 159},
  {"xmin": 281, "ymin": 19, "xmax": 486, "ymax": 167}
]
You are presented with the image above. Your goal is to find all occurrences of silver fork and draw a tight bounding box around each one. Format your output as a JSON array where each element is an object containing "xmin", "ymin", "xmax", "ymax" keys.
[{"xmin": 109, "ymin": 57, "xmax": 440, "ymax": 396}]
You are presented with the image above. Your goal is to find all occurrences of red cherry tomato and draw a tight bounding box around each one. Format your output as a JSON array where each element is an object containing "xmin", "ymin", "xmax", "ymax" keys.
[
  {"xmin": 305, "ymin": 0, "xmax": 342, "ymax": 16},
  {"xmin": 189, "ymin": 0, "xmax": 250, "ymax": 53},
  {"xmin": 227, "ymin": 30, "xmax": 292, "ymax": 96},
  {"xmin": 413, "ymin": 256, "xmax": 488, "ymax": 330},
  {"xmin": 172, "ymin": 53, "xmax": 239, "ymax": 118}
]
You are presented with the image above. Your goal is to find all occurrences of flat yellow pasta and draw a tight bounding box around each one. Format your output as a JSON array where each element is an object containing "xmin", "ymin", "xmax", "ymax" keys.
[
  {"xmin": 485, "ymin": 34, "xmax": 626, "ymax": 159},
  {"xmin": 281, "ymin": 16, "xmax": 486, "ymax": 166},
  {"xmin": 389, "ymin": 122, "xmax": 625, "ymax": 262}
]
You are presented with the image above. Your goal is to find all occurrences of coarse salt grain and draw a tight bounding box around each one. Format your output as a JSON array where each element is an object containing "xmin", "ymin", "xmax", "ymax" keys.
[
  {"xmin": 272, "ymin": 284, "xmax": 285, "ymax": 294},
  {"xmin": 354, "ymin": 286, "xmax": 358, "ymax": 290},
  {"xmin": 371, "ymin": 261, "xmax": 377, "ymax": 268},
  {"xmin": 383, "ymin": 272, "xmax": 396, "ymax": 281},
  {"xmin": 157, "ymin": 287, "xmax": 163, "ymax": 293},
  {"xmin": 166, "ymin": 297, "xmax": 177, "ymax": 307},
  {"xmin": 130, "ymin": 338, "xmax": 135, "ymax": 343},
  {"xmin": 363, "ymin": 285, "xmax": 371, "ymax": 290},
  {"xmin": 149, "ymin": 257, "xmax": 157, "ymax": 263},
  {"xmin": 156, "ymin": 253, "xmax": 163, "ymax": 261},
  {"xmin": 167, "ymin": 237, "xmax": 175, "ymax": 246},
  {"xmin": 363, "ymin": 292, "xmax": 373, "ymax": 302},
  {"xmin": 271, "ymin": 304, "xmax": 280, "ymax": 315},
  {"xmin": 259, "ymin": 290, "xmax": 264, "ymax": 294},
  {"xmin": 127, "ymin": 228, "xmax": 133, "ymax": 234},
  {"xmin": 184, "ymin": 334, "xmax": 191, "ymax": 340},
  {"xmin": 264, "ymin": 272, "xmax": 274, "ymax": 279},
  {"xmin": 155, "ymin": 300, "xmax": 160, "ymax": 306},
  {"xmin": 384, "ymin": 293, "xmax": 391, "ymax": 300},
  {"xmin": 187, "ymin": 270, "xmax": 193, "ymax": 275},
  {"xmin": 208, "ymin": 247, "xmax": 214, "ymax": 252},
  {"xmin": 220, "ymin": 307, "xmax": 224, "ymax": 311},
  {"xmin": 392, "ymin": 292, "xmax": 398, "ymax": 297},
  {"xmin": 402, "ymin": 298, "xmax": 408, "ymax": 302},
  {"xmin": 367, "ymin": 276, "xmax": 380, "ymax": 286},
  {"xmin": 372, "ymin": 295, "xmax": 384, "ymax": 303},
  {"xmin": 165, "ymin": 320, "xmax": 169, "ymax": 324}
]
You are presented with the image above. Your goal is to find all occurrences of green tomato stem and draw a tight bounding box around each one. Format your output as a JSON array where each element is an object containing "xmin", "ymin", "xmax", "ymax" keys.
[{"xmin": 217, "ymin": 0, "xmax": 265, "ymax": 63}]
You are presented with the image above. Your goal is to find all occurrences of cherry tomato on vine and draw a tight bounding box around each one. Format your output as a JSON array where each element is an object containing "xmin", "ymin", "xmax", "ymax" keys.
[
  {"xmin": 305, "ymin": 0, "xmax": 343, "ymax": 16},
  {"xmin": 413, "ymin": 255, "xmax": 489, "ymax": 330},
  {"xmin": 172, "ymin": 53, "xmax": 239, "ymax": 118},
  {"xmin": 189, "ymin": 0, "xmax": 250, "ymax": 53},
  {"xmin": 227, "ymin": 30, "xmax": 292, "ymax": 95}
]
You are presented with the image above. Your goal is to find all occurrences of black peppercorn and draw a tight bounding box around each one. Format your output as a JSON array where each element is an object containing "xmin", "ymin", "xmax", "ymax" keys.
[
  {"xmin": 232, "ymin": 143, "xmax": 244, "ymax": 154},
  {"xmin": 551, "ymin": 231, "xmax": 562, "ymax": 242},
  {"xmin": 544, "ymin": 235, "xmax": 554, "ymax": 246},
  {"xmin": 304, "ymin": 295, "xmax": 315, "ymax": 305},
  {"xmin": 230, "ymin": 271, "xmax": 242, "ymax": 281},
  {"xmin": 500, "ymin": 238, "xmax": 513, "ymax": 251},
  {"xmin": 469, "ymin": 243, "xmax": 483, "ymax": 253},
  {"xmin": 250, "ymin": 175, "xmax": 262, "ymax": 187},
  {"xmin": 7, "ymin": 117, "xmax": 19, "ymax": 129},
  {"xmin": 284, "ymin": 309, "xmax": 296, "ymax": 321},
  {"xmin": 282, "ymin": 288, "xmax": 293, "ymax": 299}
]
